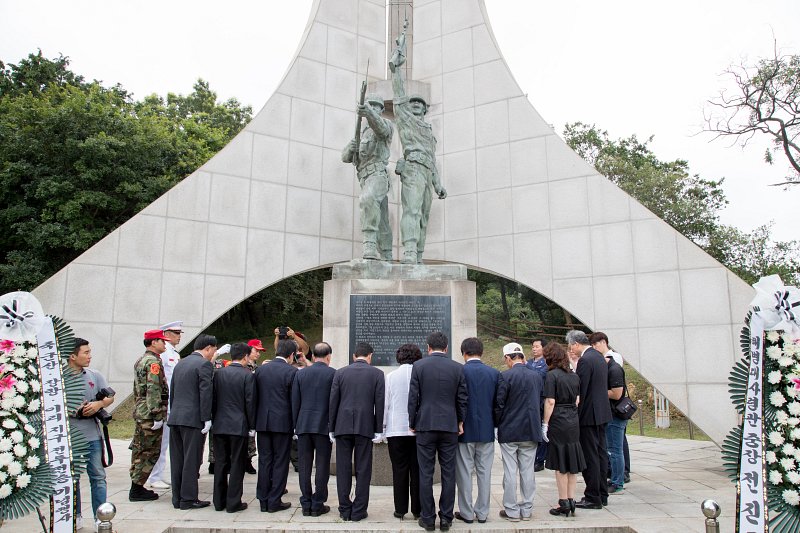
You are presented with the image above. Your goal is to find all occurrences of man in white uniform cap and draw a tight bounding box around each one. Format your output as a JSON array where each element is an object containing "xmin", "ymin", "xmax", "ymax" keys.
[{"xmin": 147, "ymin": 320, "xmax": 183, "ymax": 489}]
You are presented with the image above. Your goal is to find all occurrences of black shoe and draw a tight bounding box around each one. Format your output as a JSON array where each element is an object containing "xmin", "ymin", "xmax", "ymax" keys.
[
  {"xmin": 549, "ymin": 499, "xmax": 570, "ymax": 516},
  {"xmin": 454, "ymin": 512, "xmax": 473, "ymax": 524},
  {"xmin": 351, "ymin": 512, "xmax": 368, "ymax": 522},
  {"xmin": 227, "ymin": 502, "xmax": 248, "ymax": 513},
  {"xmin": 601, "ymin": 496, "xmax": 609, "ymax": 506},
  {"xmin": 302, "ymin": 508, "xmax": 312, "ymax": 516},
  {"xmin": 246, "ymin": 461, "xmax": 257, "ymax": 475},
  {"xmin": 569, "ymin": 498, "xmax": 576, "ymax": 516},
  {"xmin": 607, "ymin": 483, "xmax": 624, "ymax": 494},
  {"xmin": 208, "ymin": 463, "xmax": 214, "ymax": 474},
  {"xmin": 180, "ymin": 500, "xmax": 211, "ymax": 510},
  {"xmin": 534, "ymin": 462, "xmax": 545, "ymax": 472},
  {"xmin": 574, "ymin": 498, "xmax": 602, "ymax": 510},
  {"xmin": 477, "ymin": 517, "xmax": 487, "ymax": 523},
  {"xmin": 624, "ymin": 473, "xmax": 631, "ymax": 484},
  {"xmin": 339, "ymin": 513, "xmax": 351, "ymax": 521},
  {"xmin": 394, "ymin": 511, "xmax": 405, "ymax": 519},
  {"xmin": 260, "ymin": 501, "xmax": 268, "ymax": 512},
  {"xmin": 311, "ymin": 505, "xmax": 330, "ymax": 517},
  {"xmin": 267, "ymin": 501, "xmax": 292, "ymax": 512},
  {"xmin": 418, "ymin": 518, "xmax": 435, "ymax": 531},
  {"xmin": 283, "ymin": 488, "xmax": 289, "ymax": 495},
  {"xmin": 440, "ymin": 521, "xmax": 451, "ymax": 531},
  {"xmin": 129, "ymin": 483, "xmax": 159, "ymax": 502}
]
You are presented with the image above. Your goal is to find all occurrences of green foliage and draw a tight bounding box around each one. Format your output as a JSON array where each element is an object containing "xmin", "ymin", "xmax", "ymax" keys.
[
  {"xmin": 564, "ymin": 122, "xmax": 800, "ymax": 285},
  {"xmin": 0, "ymin": 51, "xmax": 252, "ymax": 294}
]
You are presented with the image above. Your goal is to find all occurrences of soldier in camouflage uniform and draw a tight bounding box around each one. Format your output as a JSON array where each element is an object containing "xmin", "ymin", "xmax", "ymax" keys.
[{"xmin": 129, "ymin": 329, "xmax": 170, "ymax": 501}]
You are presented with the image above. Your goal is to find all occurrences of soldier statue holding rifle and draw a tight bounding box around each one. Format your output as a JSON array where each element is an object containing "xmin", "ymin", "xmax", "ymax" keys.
[
  {"xmin": 342, "ymin": 67, "xmax": 395, "ymax": 261},
  {"xmin": 390, "ymin": 19, "xmax": 447, "ymax": 264}
]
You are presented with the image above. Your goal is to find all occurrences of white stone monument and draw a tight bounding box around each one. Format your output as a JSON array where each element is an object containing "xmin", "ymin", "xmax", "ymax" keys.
[{"xmin": 31, "ymin": 0, "xmax": 753, "ymax": 445}]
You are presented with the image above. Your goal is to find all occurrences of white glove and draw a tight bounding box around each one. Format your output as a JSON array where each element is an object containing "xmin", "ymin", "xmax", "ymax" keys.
[
  {"xmin": 217, "ymin": 344, "xmax": 231, "ymax": 356},
  {"xmin": 292, "ymin": 432, "xmax": 298, "ymax": 441},
  {"xmin": 541, "ymin": 423, "xmax": 549, "ymax": 443},
  {"xmin": 201, "ymin": 420, "xmax": 212, "ymax": 435},
  {"xmin": 329, "ymin": 432, "xmax": 335, "ymax": 443},
  {"xmin": 372, "ymin": 433, "xmax": 383, "ymax": 444},
  {"xmin": 151, "ymin": 420, "xmax": 163, "ymax": 431},
  {"xmin": 248, "ymin": 430, "xmax": 255, "ymax": 437}
]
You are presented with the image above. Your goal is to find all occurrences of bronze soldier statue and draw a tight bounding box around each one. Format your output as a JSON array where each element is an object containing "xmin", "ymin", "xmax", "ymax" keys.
[
  {"xmin": 342, "ymin": 94, "xmax": 395, "ymax": 260},
  {"xmin": 390, "ymin": 23, "xmax": 447, "ymax": 264}
]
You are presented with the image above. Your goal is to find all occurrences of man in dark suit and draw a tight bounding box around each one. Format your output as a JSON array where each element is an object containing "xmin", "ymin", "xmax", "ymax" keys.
[
  {"xmin": 328, "ymin": 341, "xmax": 385, "ymax": 522},
  {"xmin": 494, "ymin": 342, "xmax": 544, "ymax": 522},
  {"xmin": 291, "ymin": 342, "xmax": 336, "ymax": 517},
  {"xmin": 568, "ymin": 330, "xmax": 612, "ymax": 509},
  {"xmin": 254, "ymin": 339, "xmax": 298, "ymax": 512},
  {"xmin": 407, "ymin": 332, "xmax": 468, "ymax": 532},
  {"xmin": 455, "ymin": 337, "xmax": 499, "ymax": 525},
  {"xmin": 211, "ymin": 343, "xmax": 255, "ymax": 513},
  {"xmin": 168, "ymin": 334, "xmax": 216, "ymax": 510}
]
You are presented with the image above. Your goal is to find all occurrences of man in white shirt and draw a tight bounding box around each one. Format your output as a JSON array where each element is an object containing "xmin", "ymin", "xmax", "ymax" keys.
[{"xmin": 148, "ymin": 320, "xmax": 183, "ymax": 489}]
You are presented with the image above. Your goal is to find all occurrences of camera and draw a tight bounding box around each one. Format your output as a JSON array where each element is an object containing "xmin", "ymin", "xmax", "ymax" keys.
[
  {"xmin": 74, "ymin": 387, "xmax": 115, "ymax": 426},
  {"xmin": 277, "ymin": 326, "xmax": 289, "ymax": 340}
]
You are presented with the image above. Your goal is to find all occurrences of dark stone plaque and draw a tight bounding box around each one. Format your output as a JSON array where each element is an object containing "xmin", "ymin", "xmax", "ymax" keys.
[{"xmin": 349, "ymin": 295, "xmax": 452, "ymax": 366}]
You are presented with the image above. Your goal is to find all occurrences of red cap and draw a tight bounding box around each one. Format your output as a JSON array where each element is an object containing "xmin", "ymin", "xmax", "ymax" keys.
[
  {"xmin": 248, "ymin": 339, "xmax": 266, "ymax": 351},
  {"xmin": 144, "ymin": 329, "xmax": 169, "ymax": 341}
]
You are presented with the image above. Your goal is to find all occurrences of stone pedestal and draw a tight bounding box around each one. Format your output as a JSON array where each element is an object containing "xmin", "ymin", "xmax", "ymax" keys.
[
  {"xmin": 323, "ymin": 260, "xmax": 475, "ymax": 485},
  {"xmin": 323, "ymin": 260, "xmax": 476, "ymax": 370}
]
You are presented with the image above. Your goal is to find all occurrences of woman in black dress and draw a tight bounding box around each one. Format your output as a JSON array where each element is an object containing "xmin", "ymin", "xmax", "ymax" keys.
[{"xmin": 542, "ymin": 343, "xmax": 585, "ymax": 516}]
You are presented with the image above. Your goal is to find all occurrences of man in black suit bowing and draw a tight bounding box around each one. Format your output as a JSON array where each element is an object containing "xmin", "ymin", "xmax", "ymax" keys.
[
  {"xmin": 567, "ymin": 330, "xmax": 612, "ymax": 509},
  {"xmin": 328, "ymin": 341, "xmax": 385, "ymax": 521},
  {"xmin": 292, "ymin": 342, "xmax": 336, "ymax": 517},
  {"xmin": 168, "ymin": 334, "xmax": 216, "ymax": 510},
  {"xmin": 211, "ymin": 343, "xmax": 255, "ymax": 513},
  {"xmin": 408, "ymin": 332, "xmax": 468, "ymax": 532},
  {"xmin": 254, "ymin": 339, "xmax": 298, "ymax": 512}
]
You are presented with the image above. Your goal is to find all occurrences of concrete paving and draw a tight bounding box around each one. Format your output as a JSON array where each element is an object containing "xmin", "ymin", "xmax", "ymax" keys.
[{"xmin": 2, "ymin": 435, "xmax": 733, "ymax": 532}]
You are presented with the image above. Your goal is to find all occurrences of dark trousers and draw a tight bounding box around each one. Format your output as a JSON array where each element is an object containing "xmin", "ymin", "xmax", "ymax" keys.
[
  {"xmin": 212, "ymin": 434, "xmax": 247, "ymax": 511},
  {"xmin": 416, "ymin": 431, "xmax": 457, "ymax": 524},
  {"xmin": 169, "ymin": 425, "xmax": 206, "ymax": 507},
  {"xmin": 297, "ymin": 433, "xmax": 332, "ymax": 512},
  {"xmin": 535, "ymin": 441, "xmax": 548, "ymax": 465},
  {"xmin": 335, "ymin": 434, "xmax": 373, "ymax": 520},
  {"xmin": 387, "ymin": 435, "xmax": 421, "ymax": 516},
  {"xmin": 256, "ymin": 431, "xmax": 291, "ymax": 510},
  {"xmin": 623, "ymin": 429, "xmax": 630, "ymax": 475},
  {"xmin": 579, "ymin": 423, "xmax": 608, "ymax": 504}
]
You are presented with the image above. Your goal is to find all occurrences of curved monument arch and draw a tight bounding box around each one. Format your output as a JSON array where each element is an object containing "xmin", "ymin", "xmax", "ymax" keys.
[{"xmin": 32, "ymin": 0, "xmax": 752, "ymax": 444}]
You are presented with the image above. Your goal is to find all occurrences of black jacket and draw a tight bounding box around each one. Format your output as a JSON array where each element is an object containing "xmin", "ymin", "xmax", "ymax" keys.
[
  {"xmin": 407, "ymin": 351, "xmax": 468, "ymax": 433},
  {"xmin": 329, "ymin": 359, "xmax": 385, "ymax": 438},
  {"xmin": 211, "ymin": 362, "xmax": 255, "ymax": 437},
  {"xmin": 292, "ymin": 361, "xmax": 336, "ymax": 435},
  {"xmin": 494, "ymin": 362, "xmax": 543, "ymax": 443},
  {"xmin": 254, "ymin": 358, "xmax": 297, "ymax": 433},
  {"xmin": 576, "ymin": 347, "xmax": 612, "ymax": 426}
]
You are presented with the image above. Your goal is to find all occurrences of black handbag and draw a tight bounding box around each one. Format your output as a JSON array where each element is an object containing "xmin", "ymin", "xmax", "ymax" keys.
[{"xmin": 613, "ymin": 378, "xmax": 637, "ymax": 420}]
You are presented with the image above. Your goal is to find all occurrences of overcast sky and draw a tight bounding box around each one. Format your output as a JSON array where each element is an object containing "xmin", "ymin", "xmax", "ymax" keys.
[{"xmin": 1, "ymin": 0, "xmax": 798, "ymax": 243}]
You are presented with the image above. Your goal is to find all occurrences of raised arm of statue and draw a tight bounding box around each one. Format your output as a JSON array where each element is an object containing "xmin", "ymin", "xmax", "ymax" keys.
[
  {"xmin": 361, "ymin": 105, "xmax": 392, "ymax": 140},
  {"xmin": 390, "ymin": 20, "xmax": 408, "ymax": 99}
]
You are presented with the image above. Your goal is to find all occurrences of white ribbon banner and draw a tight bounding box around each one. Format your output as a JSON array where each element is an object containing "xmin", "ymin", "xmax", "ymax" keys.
[
  {"xmin": 36, "ymin": 317, "xmax": 74, "ymax": 533},
  {"xmin": 737, "ymin": 313, "xmax": 768, "ymax": 532}
]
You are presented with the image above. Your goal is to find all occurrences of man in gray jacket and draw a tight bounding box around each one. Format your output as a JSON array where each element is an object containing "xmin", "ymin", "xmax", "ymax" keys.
[{"xmin": 168, "ymin": 334, "xmax": 216, "ymax": 510}]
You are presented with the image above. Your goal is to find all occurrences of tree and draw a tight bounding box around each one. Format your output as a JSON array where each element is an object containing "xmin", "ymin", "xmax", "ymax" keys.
[
  {"xmin": 564, "ymin": 122, "xmax": 800, "ymax": 285},
  {"xmin": 0, "ymin": 51, "xmax": 252, "ymax": 294},
  {"xmin": 705, "ymin": 47, "xmax": 800, "ymax": 187}
]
